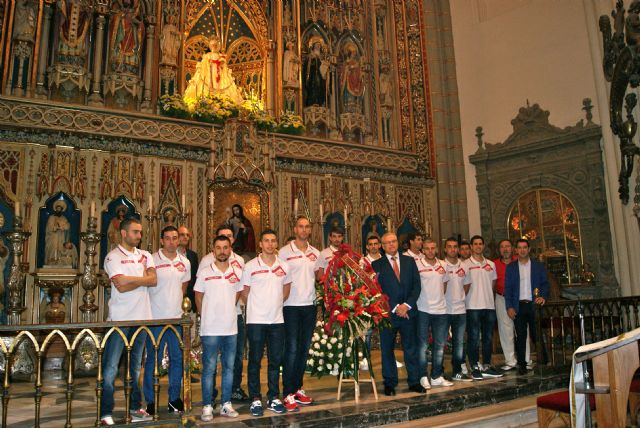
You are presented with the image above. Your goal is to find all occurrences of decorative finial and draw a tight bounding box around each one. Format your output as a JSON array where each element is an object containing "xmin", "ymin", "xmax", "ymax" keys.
[
  {"xmin": 475, "ymin": 126, "xmax": 484, "ymax": 150},
  {"xmin": 582, "ymin": 98, "xmax": 594, "ymax": 124},
  {"xmin": 182, "ymin": 296, "xmax": 192, "ymax": 317}
]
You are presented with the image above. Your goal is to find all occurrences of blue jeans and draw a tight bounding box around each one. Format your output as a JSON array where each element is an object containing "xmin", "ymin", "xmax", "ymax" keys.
[
  {"xmin": 466, "ymin": 309, "xmax": 496, "ymax": 368},
  {"xmin": 416, "ymin": 311, "xmax": 449, "ymax": 379},
  {"xmin": 143, "ymin": 325, "xmax": 183, "ymax": 404},
  {"xmin": 201, "ymin": 335, "xmax": 237, "ymax": 406},
  {"xmin": 247, "ymin": 323, "xmax": 285, "ymax": 401},
  {"xmin": 100, "ymin": 327, "xmax": 148, "ymax": 417},
  {"xmin": 283, "ymin": 305, "xmax": 316, "ymax": 396},
  {"xmin": 449, "ymin": 313, "xmax": 466, "ymax": 374},
  {"xmin": 379, "ymin": 315, "xmax": 421, "ymax": 387}
]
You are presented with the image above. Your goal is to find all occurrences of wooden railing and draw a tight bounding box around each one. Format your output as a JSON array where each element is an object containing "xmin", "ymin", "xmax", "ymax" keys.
[{"xmin": 0, "ymin": 301, "xmax": 193, "ymax": 427}]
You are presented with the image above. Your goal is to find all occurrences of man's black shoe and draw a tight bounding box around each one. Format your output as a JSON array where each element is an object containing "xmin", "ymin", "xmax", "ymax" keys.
[
  {"xmin": 517, "ymin": 366, "xmax": 528, "ymax": 376},
  {"xmin": 168, "ymin": 398, "xmax": 184, "ymax": 413},
  {"xmin": 231, "ymin": 387, "xmax": 250, "ymax": 402},
  {"xmin": 146, "ymin": 402, "xmax": 156, "ymax": 416},
  {"xmin": 408, "ymin": 384, "xmax": 427, "ymax": 393},
  {"xmin": 384, "ymin": 385, "xmax": 396, "ymax": 396}
]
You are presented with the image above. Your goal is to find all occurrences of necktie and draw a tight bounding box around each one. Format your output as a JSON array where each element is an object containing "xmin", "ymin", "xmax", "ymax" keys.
[{"xmin": 391, "ymin": 256, "xmax": 400, "ymax": 281}]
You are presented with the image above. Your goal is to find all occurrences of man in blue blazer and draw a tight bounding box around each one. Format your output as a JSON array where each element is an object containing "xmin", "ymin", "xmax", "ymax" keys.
[
  {"xmin": 504, "ymin": 238, "xmax": 549, "ymax": 375},
  {"xmin": 372, "ymin": 232, "xmax": 425, "ymax": 395}
]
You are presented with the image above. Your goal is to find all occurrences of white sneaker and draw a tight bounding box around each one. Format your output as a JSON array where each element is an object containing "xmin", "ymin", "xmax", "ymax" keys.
[
  {"xmin": 201, "ymin": 404, "xmax": 213, "ymax": 422},
  {"xmin": 419, "ymin": 376, "xmax": 432, "ymax": 390},
  {"xmin": 220, "ymin": 401, "xmax": 239, "ymax": 418},
  {"xmin": 430, "ymin": 376, "xmax": 453, "ymax": 387},
  {"xmin": 130, "ymin": 409, "xmax": 152, "ymax": 422},
  {"xmin": 501, "ymin": 364, "xmax": 516, "ymax": 371},
  {"xmin": 100, "ymin": 416, "xmax": 115, "ymax": 426},
  {"xmin": 359, "ymin": 359, "xmax": 369, "ymax": 371},
  {"xmin": 461, "ymin": 364, "xmax": 468, "ymax": 375},
  {"xmin": 396, "ymin": 360, "xmax": 404, "ymax": 368},
  {"xmin": 526, "ymin": 361, "xmax": 535, "ymax": 370}
]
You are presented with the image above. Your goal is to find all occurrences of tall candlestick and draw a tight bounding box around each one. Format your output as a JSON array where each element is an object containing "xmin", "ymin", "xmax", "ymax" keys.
[
  {"xmin": 90, "ymin": 201, "xmax": 96, "ymax": 217},
  {"xmin": 425, "ymin": 219, "xmax": 429, "ymax": 236},
  {"xmin": 387, "ymin": 217, "xmax": 392, "ymax": 232},
  {"xmin": 14, "ymin": 202, "xmax": 19, "ymax": 217},
  {"xmin": 294, "ymin": 198, "xmax": 299, "ymax": 215},
  {"xmin": 344, "ymin": 205, "xmax": 348, "ymax": 222}
]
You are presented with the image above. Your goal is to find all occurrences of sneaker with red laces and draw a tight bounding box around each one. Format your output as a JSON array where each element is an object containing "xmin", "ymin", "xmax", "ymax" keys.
[
  {"xmin": 283, "ymin": 394, "xmax": 299, "ymax": 412},
  {"xmin": 294, "ymin": 389, "xmax": 313, "ymax": 405}
]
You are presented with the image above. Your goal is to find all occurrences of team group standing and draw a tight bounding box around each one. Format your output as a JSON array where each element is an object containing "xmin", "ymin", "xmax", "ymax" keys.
[{"xmin": 98, "ymin": 216, "xmax": 550, "ymax": 425}]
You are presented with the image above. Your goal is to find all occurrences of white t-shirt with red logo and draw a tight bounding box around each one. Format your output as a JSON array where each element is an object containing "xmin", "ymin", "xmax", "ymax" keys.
[
  {"xmin": 314, "ymin": 246, "xmax": 339, "ymax": 273},
  {"xmin": 463, "ymin": 257, "xmax": 497, "ymax": 310},
  {"xmin": 194, "ymin": 263, "xmax": 244, "ymax": 336},
  {"xmin": 279, "ymin": 241, "xmax": 320, "ymax": 307},
  {"xmin": 403, "ymin": 249, "xmax": 425, "ymax": 263},
  {"xmin": 103, "ymin": 245, "xmax": 155, "ymax": 321},
  {"xmin": 445, "ymin": 259, "xmax": 469, "ymax": 315},
  {"xmin": 242, "ymin": 255, "xmax": 291, "ymax": 324},
  {"xmin": 149, "ymin": 250, "xmax": 191, "ymax": 319},
  {"xmin": 415, "ymin": 258, "xmax": 448, "ymax": 314},
  {"xmin": 198, "ymin": 251, "xmax": 245, "ymax": 315}
]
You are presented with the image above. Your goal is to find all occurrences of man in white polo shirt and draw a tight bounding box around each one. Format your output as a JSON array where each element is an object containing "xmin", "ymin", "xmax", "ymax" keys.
[
  {"xmin": 241, "ymin": 229, "xmax": 291, "ymax": 417},
  {"xmin": 143, "ymin": 226, "xmax": 190, "ymax": 416},
  {"xmin": 416, "ymin": 238, "xmax": 453, "ymax": 389},
  {"xmin": 101, "ymin": 218, "xmax": 156, "ymax": 426},
  {"xmin": 463, "ymin": 235, "xmax": 503, "ymax": 380},
  {"xmin": 279, "ymin": 215, "xmax": 320, "ymax": 412},
  {"xmin": 443, "ymin": 237, "xmax": 473, "ymax": 382},
  {"xmin": 195, "ymin": 235, "xmax": 244, "ymax": 421},
  {"xmin": 403, "ymin": 232, "xmax": 424, "ymax": 262},
  {"xmin": 314, "ymin": 226, "xmax": 344, "ymax": 279}
]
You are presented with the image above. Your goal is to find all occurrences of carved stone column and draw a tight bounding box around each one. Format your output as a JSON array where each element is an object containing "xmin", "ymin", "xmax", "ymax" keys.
[
  {"xmin": 88, "ymin": 8, "xmax": 107, "ymax": 106},
  {"xmin": 266, "ymin": 40, "xmax": 276, "ymax": 114},
  {"xmin": 140, "ymin": 16, "xmax": 156, "ymax": 112},
  {"xmin": 34, "ymin": 3, "xmax": 53, "ymax": 98}
]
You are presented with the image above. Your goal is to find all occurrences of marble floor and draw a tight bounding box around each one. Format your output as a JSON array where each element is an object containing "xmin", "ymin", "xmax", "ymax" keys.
[{"xmin": 2, "ymin": 353, "xmax": 567, "ymax": 427}]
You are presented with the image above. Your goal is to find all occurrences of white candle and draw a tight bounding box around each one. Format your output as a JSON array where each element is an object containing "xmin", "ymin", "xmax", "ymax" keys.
[
  {"xmin": 14, "ymin": 202, "xmax": 19, "ymax": 217},
  {"xmin": 181, "ymin": 194, "xmax": 186, "ymax": 210},
  {"xmin": 387, "ymin": 217, "xmax": 392, "ymax": 231},
  {"xmin": 90, "ymin": 201, "xmax": 96, "ymax": 217},
  {"xmin": 209, "ymin": 191, "xmax": 215, "ymax": 210},
  {"xmin": 319, "ymin": 203, "xmax": 323, "ymax": 219},
  {"xmin": 425, "ymin": 219, "xmax": 429, "ymax": 236},
  {"xmin": 294, "ymin": 198, "xmax": 299, "ymax": 215},
  {"xmin": 148, "ymin": 195, "xmax": 153, "ymax": 213},
  {"xmin": 344, "ymin": 205, "xmax": 348, "ymax": 221}
]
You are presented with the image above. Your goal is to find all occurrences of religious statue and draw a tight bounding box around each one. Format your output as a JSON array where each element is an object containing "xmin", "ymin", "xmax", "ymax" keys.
[
  {"xmin": 58, "ymin": 242, "xmax": 78, "ymax": 268},
  {"xmin": 107, "ymin": 205, "xmax": 127, "ymax": 251},
  {"xmin": 339, "ymin": 42, "xmax": 365, "ymax": 113},
  {"xmin": 109, "ymin": 0, "xmax": 144, "ymax": 71},
  {"xmin": 303, "ymin": 38, "xmax": 330, "ymax": 107},
  {"xmin": 13, "ymin": 0, "xmax": 37, "ymax": 43},
  {"xmin": 225, "ymin": 204, "xmax": 255, "ymax": 253},
  {"xmin": 162, "ymin": 208, "xmax": 177, "ymax": 228},
  {"xmin": 57, "ymin": 0, "xmax": 91, "ymax": 57},
  {"xmin": 183, "ymin": 37, "xmax": 244, "ymax": 104},
  {"xmin": 283, "ymin": 40, "xmax": 300, "ymax": 88},
  {"xmin": 0, "ymin": 241, "xmax": 9, "ymax": 312},
  {"xmin": 45, "ymin": 201, "xmax": 72, "ymax": 266},
  {"xmin": 40, "ymin": 288, "xmax": 67, "ymax": 324},
  {"xmin": 379, "ymin": 62, "xmax": 394, "ymax": 107},
  {"xmin": 160, "ymin": 14, "xmax": 181, "ymax": 66}
]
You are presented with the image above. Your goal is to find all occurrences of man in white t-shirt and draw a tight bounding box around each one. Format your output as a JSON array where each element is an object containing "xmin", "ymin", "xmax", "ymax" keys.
[
  {"xmin": 416, "ymin": 238, "xmax": 453, "ymax": 389},
  {"xmin": 463, "ymin": 235, "xmax": 503, "ymax": 380},
  {"xmin": 314, "ymin": 226, "xmax": 344, "ymax": 279},
  {"xmin": 403, "ymin": 232, "xmax": 424, "ymax": 262},
  {"xmin": 143, "ymin": 226, "xmax": 190, "ymax": 416},
  {"xmin": 241, "ymin": 229, "xmax": 292, "ymax": 417},
  {"xmin": 101, "ymin": 218, "xmax": 157, "ymax": 426},
  {"xmin": 443, "ymin": 237, "xmax": 473, "ymax": 382},
  {"xmin": 195, "ymin": 235, "xmax": 244, "ymax": 421},
  {"xmin": 278, "ymin": 216, "xmax": 320, "ymax": 411},
  {"xmin": 199, "ymin": 225, "xmax": 248, "ymax": 404}
]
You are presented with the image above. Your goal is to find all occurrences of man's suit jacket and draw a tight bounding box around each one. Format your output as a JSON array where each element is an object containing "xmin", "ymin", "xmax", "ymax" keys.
[
  {"xmin": 372, "ymin": 254, "xmax": 421, "ymax": 322},
  {"xmin": 185, "ymin": 248, "xmax": 199, "ymax": 312},
  {"xmin": 504, "ymin": 258, "xmax": 550, "ymax": 313}
]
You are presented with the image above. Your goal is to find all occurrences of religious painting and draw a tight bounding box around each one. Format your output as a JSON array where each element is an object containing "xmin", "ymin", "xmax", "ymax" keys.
[
  {"xmin": 211, "ymin": 190, "xmax": 260, "ymax": 255},
  {"xmin": 323, "ymin": 212, "xmax": 345, "ymax": 247},
  {"xmin": 36, "ymin": 192, "xmax": 80, "ymax": 270},
  {"xmin": 100, "ymin": 195, "xmax": 139, "ymax": 269},
  {"xmin": 361, "ymin": 214, "xmax": 385, "ymax": 254},
  {"xmin": 396, "ymin": 216, "xmax": 417, "ymax": 252},
  {"xmin": 0, "ymin": 200, "xmax": 13, "ymax": 323}
]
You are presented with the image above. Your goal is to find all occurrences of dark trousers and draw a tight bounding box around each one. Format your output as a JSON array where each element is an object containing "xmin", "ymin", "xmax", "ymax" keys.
[
  {"xmin": 247, "ymin": 323, "xmax": 285, "ymax": 401},
  {"xmin": 232, "ymin": 314, "xmax": 245, "ymax": 390},
  {"xmin": 379, "ymin": 316, "xmax": 421, "ymax": 388},
  {"xmin": 466, "ymin": 309, "xmax": 496, "ymax": 368},
  {"xmin": 283, "ymin": 305, "xmax": 316, "ymax": 396},
  {"xmin": 514, "ymin": 301, "xmax": 537, "ymax": 368}
]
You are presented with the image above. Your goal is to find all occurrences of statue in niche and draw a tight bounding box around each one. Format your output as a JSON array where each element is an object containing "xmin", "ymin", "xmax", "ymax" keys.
[
  {"xmin": 183, "ymin": 37, "xmax": 244, "ymax": 104},
  {"xmin": 162, "ymin": 207, "xmax": 178, "ymax": 228},
  {"xmin": 109, "ymin": 0, "xmax": 144, "ymax": 71},
  {"xmin": 339, "ymin": 42, "xmax": 364, "ymax": 113},
  {"xmin": 0, "ymin": 241, "xmax": 9, "ymax": 312},
  {"xmin": 57, "ymin": 0, "xmax": 91, "ymax": 57},
  {"xmin": 40, "ymin": 288, "xmax": 68, "ymax": 324},
  {"xmin": 13, "ymin": 0, "xmax": 37, "ymax": 42},
  {"xmin": 58, "ymin": 242, "xmax": 79, "ymax": 268},
  {"xmin": 160, "ymin": 14, "xmax": 181, "ymax": 66},
  {"xmin": 282, "ymin": 40, "xmax": 300, "ymax": 88},
  {"xmin": 379, "ymin": 62, "xmax": 393, "ymax": 107},
  {"xmin": 45, "ymin": 201, "xmax": 72, "ymax": 266},
  {"xmin": 303, "ymin": 38, "xmax": 330, "ymax": 107},
  {"xmin": 107, "ymin": 205, "xmax": 127, "ymax": 251}
]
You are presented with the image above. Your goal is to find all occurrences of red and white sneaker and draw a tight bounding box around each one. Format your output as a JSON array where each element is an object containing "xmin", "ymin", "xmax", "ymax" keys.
[
  {"xmin": 294, "ymin": 389, "xmax": 313, "ymax": 405},
  {"xmin": 283, "ymin": 394, "xmax": 299, "ymax": 412}
]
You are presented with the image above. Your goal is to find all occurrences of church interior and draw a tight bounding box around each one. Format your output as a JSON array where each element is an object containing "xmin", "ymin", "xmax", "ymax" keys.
[{"xmin": 0, "ymin": 0, "xmax": 639, "ymax": 426}]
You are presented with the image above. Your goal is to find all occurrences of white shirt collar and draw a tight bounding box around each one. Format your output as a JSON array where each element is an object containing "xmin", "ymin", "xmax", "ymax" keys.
[{"xmin": 118, "ymin": 244, "xmax": 139, "ymax": 257}]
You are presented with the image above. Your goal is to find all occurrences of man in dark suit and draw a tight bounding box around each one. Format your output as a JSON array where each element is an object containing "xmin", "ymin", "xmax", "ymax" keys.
[
  {"xmin": 372, "ymin": 232, "xmax": 425, "ymax": 395},
  {"xmin": 505, "ymin": 238, "xmax": 549, "ymax": 375},
  {"xmin": 178, "ymin": 226, "xmax": 199, "ymax": 311}
]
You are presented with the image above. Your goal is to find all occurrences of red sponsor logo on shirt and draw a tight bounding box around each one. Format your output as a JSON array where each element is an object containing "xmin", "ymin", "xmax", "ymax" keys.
[
  {"xmin": 272, "ymin": 266, "xmax": 286, "ymax": 277},
  {"xmin": 121, "ymin": 260, "xmax": 135, "ymax": 264},
  {"xmin": 155, "ymin": 263, "xmax": 171, "ymax": 269},
  {"xmin": 251, "ymin": 269, "xmax": 270, "ymax": 277},
  {"xmin": 306, "ymin": 253, "xmax": 318, "ymax": 262},
  {"xmin": 138, "ymin": 255, "xmax": 147, "ymax": 265},
  {"xmin": 435, "ymin": 265, "xmax": 446, "ymax": 274},
  {"xmin": 175, "ymin": 262, "xmax": 186, "ymax": 272},
  {"xmin": 286, "ymin": 255, "xmax": 303, "ymax": 261},
  {"xmin": 231, "ymin": 259, "xmax": 242, "ymax": 269},
  {"xmin": 482, "ymin": 263, "xmax": 493, "ymax": 272},
  {"xmin": 205, "ymin": 275, "xmax": 222, "ymax": 281},
  {"xmin": 456, "ymin": 268, "xmax": 465, "ymax": 277},
  {"xmin": 226, "ymin": 272, "xmax": 240, "ymax": 283}
]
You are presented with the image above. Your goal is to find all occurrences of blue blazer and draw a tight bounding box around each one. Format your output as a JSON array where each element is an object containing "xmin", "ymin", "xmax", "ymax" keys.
[
  {"xmin": 504, "ymin": 259, "xmax": 550, "ymax": 313},
  {"xmin": 372, "ymin": 254, "xmax": 421, "ymax": 322}
]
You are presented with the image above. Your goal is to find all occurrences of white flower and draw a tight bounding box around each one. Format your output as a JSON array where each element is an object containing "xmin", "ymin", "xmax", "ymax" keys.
[
  {"xmin": 314, "ymin": 343, "xmax": 320, "ymax": 350},
  {"xmin": 313, "ymin": 333, "xmax": 320, "ymax": 340},
  {"xmin": 337, "ymin": 343, "xmax": 343, "ymax": 349},
  {"xmin": 318, "ymin": 359, "xmax": 324, "ymax": 365},
  {"xmin": 333, "ymin": 310, "xmax": 340, "ymax": 315},
  {"xmin": 322, "ymin": 334, "xmax": 328, "ymax": 340},
  {"xmin": 358, "ymin": 352, "xmax": 363, "ymax": 358},
  {"xmin": 330, "ymin": 337, "xmax": 337, "ymax": 344},
  {"xmin": 316, "ymin": 321, "xmax": 323, "ymax": 327},
  {"xmin": 346, "ymin": 346, "xmax": 352, "ymax": 353},
  {"xmin": 327, "ymin": 344, "xmax": 332, "ymax": 350},
  {"xmin": 308, "ymin": 349, "xmax": 314, "ymax": 355},
  {"xmin": 326, "ymin": 363, "xmax": 332, "ymax": 370},
  {"xmin": 320, "ymin": 339, "xmax": 327, "ymax": 345},
  {"xmin": 338, "ymin": 353, "xmax": 343, "ymax": 358},
  {"xmin": 308, "ymin": 359, "xmax": 314, "ymax": 366},
  {"xmin": 328, "ymin": 353, "xmax": 334, "ymax": 358}
]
